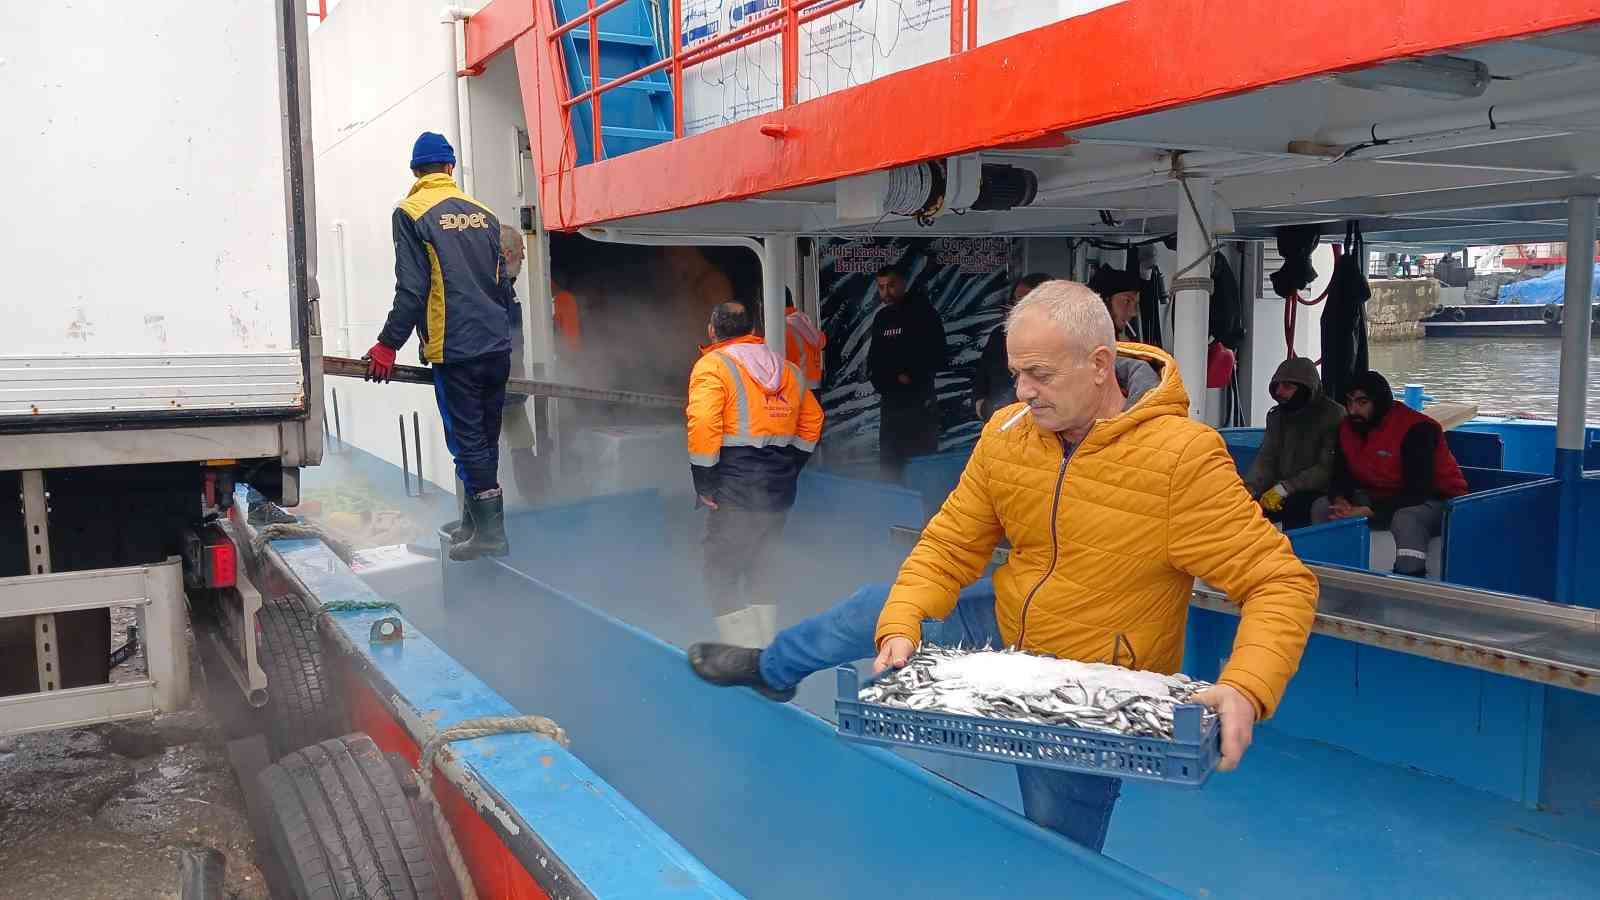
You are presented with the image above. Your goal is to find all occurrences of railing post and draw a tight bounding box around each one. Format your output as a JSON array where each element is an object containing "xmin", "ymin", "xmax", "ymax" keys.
[
  {"xmin": 782, "ymin": 0, "xmax": 798, "ymax": 106},
  {"xmin": 672, "ymin": 0, "xmax": 684, "ymax": 137},
  {"xmin": 949, "ymin": 0, "xmax": 964, "ymax": 54},
  {"xmin": 589, "ymin": 0, "xmax": 603, "ymax": 162},
  {"xmin": 967, "ymin": 0, "xmax": 978, "ymax": 51}
]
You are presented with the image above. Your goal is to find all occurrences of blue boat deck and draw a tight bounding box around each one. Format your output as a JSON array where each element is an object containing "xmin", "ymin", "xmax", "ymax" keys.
[{"xmin": 305, "ymin": 452, "xmax": 1600, "ymax": 898}]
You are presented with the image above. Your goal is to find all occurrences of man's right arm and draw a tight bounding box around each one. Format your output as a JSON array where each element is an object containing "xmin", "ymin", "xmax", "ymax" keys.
[
  {"xmin": 875, "ymin": 431, "xmax": 1004, "ymax": 648},
  {"xmin": 1243, "ymin": 412, "xmax": 1282, "ymax": 498},
  {"xmin": 685, "ymin": 361, "xmax": 725, "ymax": 503},
  {"xmin": 378, "ymin": 209, "xmax": 431, "ymax": 350}
]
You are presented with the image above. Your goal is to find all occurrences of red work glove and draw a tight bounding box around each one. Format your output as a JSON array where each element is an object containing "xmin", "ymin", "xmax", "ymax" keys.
[{"xmin": 363, "ymin": 342, "xmax": 396, "ymax": 383}]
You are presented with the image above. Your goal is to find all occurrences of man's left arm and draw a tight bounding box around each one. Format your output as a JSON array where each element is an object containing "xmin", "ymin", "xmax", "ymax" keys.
[{"xmin": 1167, "ymin": 430, "xmax": 1318, "ymax": 761}]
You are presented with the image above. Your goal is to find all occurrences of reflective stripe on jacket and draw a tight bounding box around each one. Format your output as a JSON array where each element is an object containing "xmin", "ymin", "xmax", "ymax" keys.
[
  {"xmin": 686, "ymin": 335, "xmax": 825, "ymax": 511},
  {"xmin": 874, "ymin": 344, "xmax": 1318, "ymax": 719},
  {"xmin": 379, "ymin": 173, "xmax": 512, "ymax": 364},
  {"xmin": 784, "ymin": 310, "xmax": 826, "ymax": 389}
]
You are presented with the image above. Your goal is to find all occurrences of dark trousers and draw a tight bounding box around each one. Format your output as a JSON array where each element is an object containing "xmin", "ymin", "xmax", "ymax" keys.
[
  {"xmin": 1266, "ymin": 490, "xmax": 1321, "ymax": 531},
  {"xmin": 703, "ymin": 508, "xmax": 787, "ymax": 616},
  {"xmin": 879, "ymin": 391, "xmax": 940, "ymax": 481},
  {"xmin": 432, "ymin": 351, "xmax": 510, "ymax": 496}
]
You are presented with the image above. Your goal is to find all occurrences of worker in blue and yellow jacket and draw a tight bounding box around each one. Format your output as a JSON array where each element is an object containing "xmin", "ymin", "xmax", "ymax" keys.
[
  {"xmin": 687, "ymin": 301, "xmax": 824, "ymax": 645},
  {"xmin": 364, "ymin": 132, "xmax": 514, "ymax": 561}
]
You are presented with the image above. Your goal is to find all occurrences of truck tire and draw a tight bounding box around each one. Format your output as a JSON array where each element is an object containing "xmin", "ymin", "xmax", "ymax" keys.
[
  {"xmin": 259, "ymin": 593, "xmax": 346, "ymax": 760},
  {"xmin": 260, "ymin": 733, "xmax": 441, "ymax": 900}
]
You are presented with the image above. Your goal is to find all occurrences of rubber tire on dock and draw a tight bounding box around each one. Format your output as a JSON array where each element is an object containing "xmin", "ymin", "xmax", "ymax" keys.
[
  {"xmin": 258, "ymin": 592, "xmax": 347, "ymax": 760},
  {"xmin": 260, "ymin": 733, "xmax": 441, "ymax": 900}
]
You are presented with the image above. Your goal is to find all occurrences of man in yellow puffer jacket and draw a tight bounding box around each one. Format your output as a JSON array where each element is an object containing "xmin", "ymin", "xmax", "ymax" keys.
[{"xmin": 688, "ymin": 281, "xmax": 1317, "ymax": 851}]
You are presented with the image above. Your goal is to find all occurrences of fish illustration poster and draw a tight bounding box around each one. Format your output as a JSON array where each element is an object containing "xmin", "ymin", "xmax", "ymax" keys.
[{"xmin": 816, "ymin": 236, "xmax": 1021, "ymax": 462}]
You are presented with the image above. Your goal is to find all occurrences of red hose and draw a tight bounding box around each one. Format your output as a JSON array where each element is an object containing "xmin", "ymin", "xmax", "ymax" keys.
[{"xmin": 1283, "ymin": 243, "xmax": 1339, "ymax": 359}]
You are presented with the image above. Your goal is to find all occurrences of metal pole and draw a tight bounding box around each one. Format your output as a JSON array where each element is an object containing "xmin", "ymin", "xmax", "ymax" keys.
[
  {"xmin": 413, "ymin": 412, "xmax": 425, "ymax": 496},
  {"xmin": 1554, "ymin": 195, "xmax": 1596, "ymax": 605},
  {"xmin": 762, "ymin": 236, "xmax": 789, "ymax": 356},
  {"xmin": 399, "ymin": 415, "xmax": 413, "ymax": 497},
  {"xmin": 1172, "ymin": 178, "xmax": 1214, "ymax": 421}
]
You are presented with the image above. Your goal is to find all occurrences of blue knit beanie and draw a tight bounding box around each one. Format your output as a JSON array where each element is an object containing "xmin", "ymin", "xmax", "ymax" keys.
[{"xmin": 410, "ymin": 131, "xmax": 456, "ymax": 168}]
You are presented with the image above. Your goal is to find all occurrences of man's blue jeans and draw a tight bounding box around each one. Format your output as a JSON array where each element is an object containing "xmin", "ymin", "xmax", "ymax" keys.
[{"xmin": 760, "ymin": 581, "xmax": 1122, "ymax": 852}]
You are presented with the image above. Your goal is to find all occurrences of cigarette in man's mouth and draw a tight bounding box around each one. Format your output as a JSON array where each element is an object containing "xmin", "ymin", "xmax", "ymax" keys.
[{"xmin": 999, "ymin": 406, "xmax": 1032, "ymax": 432}]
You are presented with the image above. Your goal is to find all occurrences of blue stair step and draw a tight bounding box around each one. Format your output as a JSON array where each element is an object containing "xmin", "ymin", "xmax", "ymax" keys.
[
  {"xmin": 600, "ymin": 125, "xmax": 674, "ymax": 142},
  {"xmin": 570, "ymin": 27, "xmax": 658, "ymax": 48},
  {"xmin": 581, "ymin": 74, "xmax": 670, "ymax": 94}
]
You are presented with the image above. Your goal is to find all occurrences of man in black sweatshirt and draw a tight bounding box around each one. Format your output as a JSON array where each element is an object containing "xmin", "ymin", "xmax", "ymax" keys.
[{"xmin": 867, "ymin": 264, "xmax": 947, "ymax": 479}]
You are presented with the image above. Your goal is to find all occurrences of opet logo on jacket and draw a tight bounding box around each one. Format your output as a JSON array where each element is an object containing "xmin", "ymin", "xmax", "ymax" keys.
[{"xmin": 439, "ymin": 211, "xmax": 489, "ymax": 232}]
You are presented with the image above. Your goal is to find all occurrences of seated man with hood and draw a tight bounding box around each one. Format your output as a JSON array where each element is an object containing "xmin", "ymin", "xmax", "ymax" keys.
[
  {"xmin": 1312, "ymin": 371, "xmax": 1467, "ymax": 577},
  {"xmin": 1244, "ymin": 357, "xmax": 1345, "ymax": 529}
]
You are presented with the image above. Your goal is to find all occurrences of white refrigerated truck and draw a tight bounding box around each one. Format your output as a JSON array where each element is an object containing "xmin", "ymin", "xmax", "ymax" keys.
[{"xmin": 0, "ymin": 0, "xmax": 327, "ymax": 739}]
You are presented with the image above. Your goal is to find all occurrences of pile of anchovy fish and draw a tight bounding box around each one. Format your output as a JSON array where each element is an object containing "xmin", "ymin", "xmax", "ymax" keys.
[{"xmin": 858, "ymin": 645, "xmax": 1214, "ymax": 740}]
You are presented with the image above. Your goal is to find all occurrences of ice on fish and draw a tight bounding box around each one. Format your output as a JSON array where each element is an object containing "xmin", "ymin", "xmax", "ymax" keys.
[{"xmin": 859, "ymin": 645, "xmax": 1213, "ymax": 740}]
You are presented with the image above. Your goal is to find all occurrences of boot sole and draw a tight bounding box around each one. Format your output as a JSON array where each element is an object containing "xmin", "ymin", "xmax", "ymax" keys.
[
  {"xmin": 448, "ymin": 545, "xmax": 509, "ymax": 561},
  {"xmin": 687, "ymin": 645, "xmax": 796, "ymax": 703}
]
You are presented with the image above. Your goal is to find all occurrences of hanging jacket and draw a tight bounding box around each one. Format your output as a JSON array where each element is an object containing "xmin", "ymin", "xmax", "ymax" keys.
[
  {"xmin": 380, "ymin": 173, "xmax": 513, "ymax": 364},
  {"xmin": 1244, "ymin": 357, "xmax": 1346, "ymax": 498},
  {"xmin": 1320, "ymin": 223, "xmax": 1372, "ymax": 404},
  {"xmin": 686, "ymin": 335, "xmax": 825, "ymax": 511},
  {"xmin": 784, "ymin": 309, "xmax": 827, "ymax": 389},
  {"xmin": 875, "ymin": 344, "xmax": 1317, "ymax": 719},
  {"xmin": 867, "ymin": 292, "xmax": 947, "ymax": 399},
  {"xmin": 1334, "ymin": 403, "xmax": 1468, "ymax": 509}
]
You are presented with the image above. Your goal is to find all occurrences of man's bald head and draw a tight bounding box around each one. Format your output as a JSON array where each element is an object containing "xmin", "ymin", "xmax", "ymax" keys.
[
  {"xmin": 709, "ymin": 301, "xmax": 753, "ymax": 342},
  {"xmin": 500, "ymin": 224, "xmax": 525, "ymax": 280}
]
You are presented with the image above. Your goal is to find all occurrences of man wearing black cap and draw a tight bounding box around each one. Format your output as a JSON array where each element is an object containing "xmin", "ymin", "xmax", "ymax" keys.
[
  {"xmin": 1089, "ymin": 265, "xmax": 1145, "ymax": 341},
  {"xmin": 364, "ymin": 131, "xmax": 516, "ymax": 560}
]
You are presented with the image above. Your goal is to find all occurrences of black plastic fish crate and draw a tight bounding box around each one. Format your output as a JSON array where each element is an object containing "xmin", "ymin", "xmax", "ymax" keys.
[{"xmin": 833, "ymin": 666, "xmax": 1222, "ymax": 787}]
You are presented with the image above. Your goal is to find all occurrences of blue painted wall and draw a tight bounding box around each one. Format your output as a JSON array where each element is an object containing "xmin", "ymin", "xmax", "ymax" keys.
[
  {"xmin": 1184, "ymin": 608, "xmax": 1546, "ymax": 805},
  {"xmin": 1443, "ymin": 479, "xmax": 1560, "ymax": 600}
]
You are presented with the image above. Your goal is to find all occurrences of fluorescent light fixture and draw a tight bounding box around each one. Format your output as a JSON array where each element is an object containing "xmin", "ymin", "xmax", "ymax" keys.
[{"xmin": 1334, "ymin": 55, "xmax": 1491, "ymax": 100}]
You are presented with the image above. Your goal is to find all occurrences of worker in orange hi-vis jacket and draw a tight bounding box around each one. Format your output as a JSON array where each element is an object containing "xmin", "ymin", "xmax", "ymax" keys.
[
  {"xmin": 686, "ymin": 301, "xmax": 824, "ymax": 646},
  {"xmin": 783, "ymin": 291, "xmax": 826, "ymax": 390}
]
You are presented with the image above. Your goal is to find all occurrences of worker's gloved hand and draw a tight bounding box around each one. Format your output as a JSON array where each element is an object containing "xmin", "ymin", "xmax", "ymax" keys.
[
  {"xmin": 1194, "ymin": 682, "xmax": 1257, "ymax": 772},
  {"xmin": 873, "ymin": 636, "xmax": 914, "ymax": 674},
  {"xmin": 1261, "ymin": 483, "xmax": 1288, "ymax": 513},
  {"xmin": 363, "ymin": 342, "xmax": 396, "ymax": 383}
]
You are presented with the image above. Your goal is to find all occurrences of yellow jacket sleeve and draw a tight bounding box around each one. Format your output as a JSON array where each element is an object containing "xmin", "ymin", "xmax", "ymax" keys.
[
  {"xmin": 875, "ymin": 435, "xmax": 1006, "ymax": 648},
  {"xmin": 1166, "ymin": 430, "xmax": 1318, "ymax": 718}
]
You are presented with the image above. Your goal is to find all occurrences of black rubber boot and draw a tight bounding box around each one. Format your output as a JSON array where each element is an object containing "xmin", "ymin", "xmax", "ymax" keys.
[
  {"xmin": 441, "ymin": 502, "xmax": 474, "ymax": 545},
  {"xmin": 448, "ymin": 491, "xmax": 508, "ymax": 561},
  {"xmin": 687, "ymin": 643, "xmax": 796, "ymax": 703}
]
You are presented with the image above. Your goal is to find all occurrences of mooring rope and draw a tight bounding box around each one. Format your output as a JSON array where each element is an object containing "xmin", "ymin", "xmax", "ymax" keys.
[{"xmin": 414, "ymin": 715, "xmax": 572, "ymax": 900}]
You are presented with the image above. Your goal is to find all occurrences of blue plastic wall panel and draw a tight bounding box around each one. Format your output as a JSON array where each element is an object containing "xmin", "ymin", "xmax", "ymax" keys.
[
  {"xmin": 1442, "ymin": 479, "xmax": 1561, "ymax": 600},
  {"xmin": 1543, "ymin": 686, "xmax": 1600, "ymax": 818},
  {"xmin": 1445, "ymin": 429, "xmax": 1505, "ymax": 469},
  {"xmin": 1457, "ymin": 420, "xmax": 1600, "ymax": 474},
  {"xmin": 1565, "ymin": 474, "xmax": 1600, "ymax": 608},
  {"xmin": 1183, "ymin": 607, "xmax": 1546, "ymax": 805},
  {"xmin": 266, "ymin": 538, "xmax": 741, "ymax": 899},
  {"xmin": 436, "ymin": 559, "xmax": 1184, "ymax": 899},
  {"xmin": 1219, "ymin": 427, "xmax": 1264, "ymax": 477},
  {"xmin": 1285, "ymin": 518, "xmax": 1369, "ymax": 567},
  {"xmin": 551, "ymin": 0, "xmax": 673, "ymax": 164},
  {"xmin": 1460, "ymin": 466, "xmax": 1551, "ymax": 493},
  {"xmin": 900, "ymin": 449, "xmax": 974, "ymax": 521}
]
